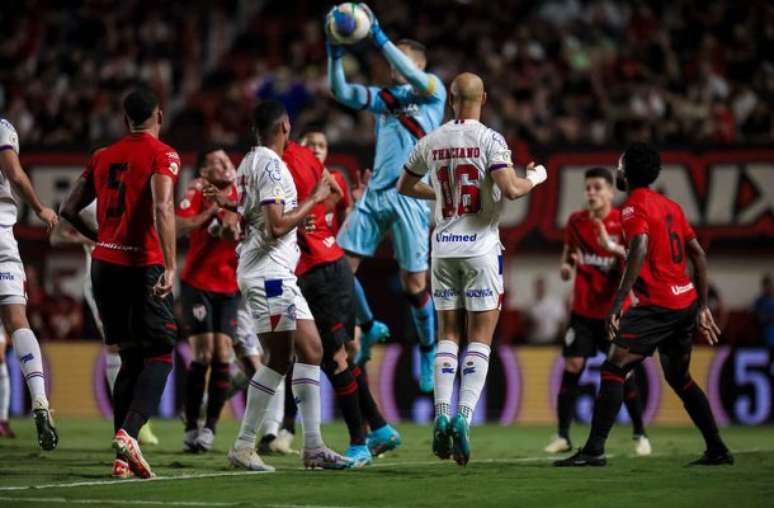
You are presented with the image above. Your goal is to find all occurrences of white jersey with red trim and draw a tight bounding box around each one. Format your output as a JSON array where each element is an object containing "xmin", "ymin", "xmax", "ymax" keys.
[
  {"xmin": 235, "ymin": 146, "xmax": 300, "ymax": 278},
  {"xmin": 0, "ymin": 119, "xmax": 21, "ymax": 226},
  {"xmin": 404, "ymin": 119, "xmax": 513, "ymax": 258}
]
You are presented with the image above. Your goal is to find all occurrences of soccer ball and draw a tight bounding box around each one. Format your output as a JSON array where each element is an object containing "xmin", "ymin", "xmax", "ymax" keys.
[{"xmin": 326, "ymin": 3, "xmax": 372, "ymax": 45}]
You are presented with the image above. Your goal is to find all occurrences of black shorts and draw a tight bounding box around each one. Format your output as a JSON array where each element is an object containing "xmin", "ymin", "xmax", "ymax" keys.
[
  {"xmin": 298, "ymin": 257, "xmax": 355, "ymax": 358},
  {"xmin": 180, "ymin": 281, "xmax": 239, "ymax": 338},
  {"xmin": 613, "ymin": 302, "xmax": 698, "ymax": 357},
  {"xmin": 562, "ymin": 313, "xmax": 611, "ymax": 358},
  {"xmin": 91, "ymin": 260, "xmax": 177, "ymax": 351}
]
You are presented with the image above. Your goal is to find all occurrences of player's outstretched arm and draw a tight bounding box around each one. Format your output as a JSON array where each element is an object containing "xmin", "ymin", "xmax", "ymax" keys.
[
  {"xmin": 360, "ymin": 4, "xmax": 442, "ymax": 99},
  {"xmin": 397, "ymin": 168, "xmax": 434, "ymax": 200},
  {"xmin": 606, "ymin": 234, "xmax": 648, "ymax": 340},
  {"xmin": 687, "ymin": 238, "xmax": 721, "ymax": 345},
  {"xmin": 0, "ymin": 149, "xmax": 58, "ymax": 231},
  {"xmin": 263, "ymin": 179, "xmax": 331, "ymax": 239},
  {"xmin": 326, "ymin": 41, "xmax": 371, "ymax": 110},
  {"xmin": 60, "ymin": 175, "xmax": 98, "ymax": 242},
  {"xmin": 151, "ymin": 173, "xmax": 176, "ymax": 298},
  {"xmin": 491, "ymin": 162, "xmax": 547, "ymax": 200}
]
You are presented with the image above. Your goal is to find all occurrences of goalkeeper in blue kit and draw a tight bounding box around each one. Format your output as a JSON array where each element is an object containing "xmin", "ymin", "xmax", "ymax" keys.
[{"xmin": 326, "ymin": 4, "xmax": 446, "ymax": 396}]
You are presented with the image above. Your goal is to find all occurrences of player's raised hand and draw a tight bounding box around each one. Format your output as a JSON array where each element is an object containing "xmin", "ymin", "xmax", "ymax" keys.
[
  {"xmin": 358, "ymin": 3, "xmax": 389, "ymax": 47},
  {"xmin": 311, "ymin": 178, "xmax": 332, "ymax": 203},
  {"xmin": 697, "ymin": 306, "xmax": 722, "ymax": 346},
  {"xmin": 37, "ymin": 207, "xmax": 59, "ymax": 232},
  {"xmin": 153, "ymin": 268, "xmax": 175, "ymax": 298},
  {"xmin": 606, "ymin": 310, "xmax": 621, "ymax": 342},
  {"xmin": 352, "ymin": 168, "xmax": 371, "ymax": 202}
]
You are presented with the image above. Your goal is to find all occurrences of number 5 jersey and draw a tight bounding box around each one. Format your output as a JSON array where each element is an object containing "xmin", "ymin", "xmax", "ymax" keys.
[{"xmin": 82, "ymin": 132, "xmax": 181, "ymax": 266}]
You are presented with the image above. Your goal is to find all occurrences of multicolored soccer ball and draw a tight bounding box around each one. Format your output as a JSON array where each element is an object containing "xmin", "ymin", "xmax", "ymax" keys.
[{"xmin": 326, "ymin": 3, "xmax": 372, "ymax": 45}]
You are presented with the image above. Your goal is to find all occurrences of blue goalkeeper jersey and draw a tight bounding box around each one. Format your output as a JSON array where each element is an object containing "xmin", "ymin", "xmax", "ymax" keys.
[{"xmin": 362, "ymin": 80, "xmax": 446, "ymax": 190}]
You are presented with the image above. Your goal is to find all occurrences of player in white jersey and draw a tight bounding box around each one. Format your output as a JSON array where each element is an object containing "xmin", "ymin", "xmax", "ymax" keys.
[
  {"xmin": 0, "ymin": 118, "xmax": 59, "ymax": 450},
  {"xmin": 397, "ymin": 73, "xmax": 548, "ymax": 466},
  {"xmin": 228, "ymin": 101, "xmax": 352, "ymax": 471}
]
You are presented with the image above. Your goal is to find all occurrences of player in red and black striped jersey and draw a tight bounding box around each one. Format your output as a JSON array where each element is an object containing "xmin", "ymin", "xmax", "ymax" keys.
[
  {"xmin": 545, "ymin": 168, "xmax": 650, "ymax": 456},
  {"xmin": 556, "ymin": 144, "xmax": 732, "ymax": 467},
  {"xmin": 176, "ymin": 146, "xmax": 241, "ymax": 453},
  {"xmin": 62, "ymin": 88, "xmax": 179, "ymax": 478},
  {"xmin": 285, "ymin": 138, "xmax": 398, "ymax": 466}
]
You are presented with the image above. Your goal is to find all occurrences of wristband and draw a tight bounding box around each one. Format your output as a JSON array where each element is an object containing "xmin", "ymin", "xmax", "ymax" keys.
[{"xmin": 526, "ymin": 164, "xmax": 547, "ymax": 187}]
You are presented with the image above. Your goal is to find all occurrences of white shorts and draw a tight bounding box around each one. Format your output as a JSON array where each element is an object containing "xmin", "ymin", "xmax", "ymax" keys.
[
  {"xmin": 239, "ymin": 274, "xmax": 313, "ymax": 334},
  {"xmin": 431, "ymin": 248, "xmax": 504, "ymax": 312},
  {"xmin": 234, "ymin": 297, "xmax": 262, "ymax": 358},
  {"xmin": 0, "ymin": 226, "xmax": 27, "ymax": 305}
]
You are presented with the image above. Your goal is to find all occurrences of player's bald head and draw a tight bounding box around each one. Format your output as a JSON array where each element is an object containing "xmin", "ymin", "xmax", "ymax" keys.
[{"xmin": 450, "ymin": 73, "xmax": 485, "ymax": 104}]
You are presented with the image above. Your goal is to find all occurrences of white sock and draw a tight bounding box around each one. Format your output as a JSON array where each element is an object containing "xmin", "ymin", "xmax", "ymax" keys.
[
  {"xmin": 11, "ymin": 329, "xmax": 47, "ymax": 406},
  {"xmin": 235, "ymin": 366, "xmax": 284, "ymax": 449},
  {"xmin": 458, "ymin": 341, "xmax": 491, "ymax": 424},
  {"xmin": 292, "ymin": 362, "xmax": 324, "ymax": 449},
  {"xmin": 105, "ymin": 351, "xmax": 122, "ymax": 394},
  {"xmin": 0, "ymin": 361, "xmax": 9, "ymax": 421},
  {"xmin": 434, "ymin": 340, "xmax": 459, "ymax": 417},
  {"xmin": 260, "ymin": 374, "xmax": 284, "ymax": 437}
]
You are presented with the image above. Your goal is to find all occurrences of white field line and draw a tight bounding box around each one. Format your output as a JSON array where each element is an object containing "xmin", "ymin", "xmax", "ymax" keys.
[
  {"xmin": 0, "ymin": 448, "xmax": 770, "ymax": 493},
  {"xmin": 0, "ymin": 500, "xmax": 356, "ymax": 508}
]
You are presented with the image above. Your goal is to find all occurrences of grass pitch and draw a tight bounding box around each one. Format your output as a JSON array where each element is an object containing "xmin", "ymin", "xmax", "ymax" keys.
[{"xmin": 0, "ymin": 418, "xmax": 772, "ymax": 507}]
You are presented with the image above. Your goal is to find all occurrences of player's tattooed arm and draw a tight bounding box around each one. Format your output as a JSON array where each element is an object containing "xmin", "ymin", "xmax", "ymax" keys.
[
  {"xmin": 60, "ymin": 175, "xmax": 97, "ymax": 242},
  {"xmin": 263, "ymin": 178, "xmax": 331, "ymax": 239},
  {"xmin": 686, "ymin": 238, "xmax": 722, "ymax": 345},
  {"xmin": 397, "ymin": 169, "xmax": 434, "ymax": 200},
  {"xmin": 607, "ymin": 233, "xmax": 648, "ymax": 340},
  {"xmin": 0, "ymin": 149, "xmax": 58, "ymax": 232},
  {"xmin": 151, "ymin": 173, "xmax": 176, "ymax": 298}
]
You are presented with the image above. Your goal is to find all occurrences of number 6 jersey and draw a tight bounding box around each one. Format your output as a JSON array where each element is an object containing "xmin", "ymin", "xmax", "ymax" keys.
[
  {"xmin": 621, "ymin": 187, "xmax": 697, "ymax": 309},
  {"xmin": 403, "ymin": 119, "xmax": 513, "ymax": 258},
  {"xmin": 82, "ymin": 132, "xmax": 180, "ymax": 266}
]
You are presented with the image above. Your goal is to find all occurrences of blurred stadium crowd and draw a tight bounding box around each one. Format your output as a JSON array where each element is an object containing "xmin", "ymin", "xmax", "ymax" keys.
[
  {"xmin": 0, "ymin": 0, "xmax": 772, "ymax": 345},
  {"xmin": 1, "ymin": 0, "xmax": 773, "ymax": 149}
]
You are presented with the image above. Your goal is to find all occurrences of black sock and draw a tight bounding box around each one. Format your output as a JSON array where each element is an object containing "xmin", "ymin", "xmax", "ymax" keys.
[
  {"xmin": 281, "ymin": 370, "xmax": 297, "ymax": 434},
  {"xmin": 351, "ymin": 363, "xmax": 387, "ymax": 431},
  {"xmin": 325, "ymin": 365, "xmax": 366, "ymax": 445},
  {"xmin": 113, "ymin": 349, "xmax": 144, "ymax": 434},
  {"xmin": 623, "ymin": 374, "xmax": 646, "ymax": 436},
  {"xmin": 557, "ymin": 369, "xmax": 582, "ymax": 439},
  {"xmin": 675, "ymin": 378, "xmax": 727, "ymax": 454},
  {"xmin": 205, "ymin": 361, "xmax": 231, "ymax": 433},
  {"xmin": 122, "ymin": 354, "xmax": 173, "ymax": 438},
  {"xmin": 583, "ymin": 361, "xmax": 628, "ymax": 455},
  {"xmin": 185, "ymin": 361, "xmax": 208, "ymax": 431}
]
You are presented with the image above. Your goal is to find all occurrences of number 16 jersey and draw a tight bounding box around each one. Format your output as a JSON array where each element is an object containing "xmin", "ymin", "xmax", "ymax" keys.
[
  {"xmin": 403, "ymin": 119, "xmax": 513, "ymax": 258},
  {"xmin": 83, "ymin": 132, "xmax": 180, "ymax": 267}
]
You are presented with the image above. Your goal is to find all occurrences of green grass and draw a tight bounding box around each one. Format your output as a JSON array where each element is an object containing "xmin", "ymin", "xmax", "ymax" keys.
[{"xmin": 1, "ymin": 418, "xmax": 773, "ymax": 507}]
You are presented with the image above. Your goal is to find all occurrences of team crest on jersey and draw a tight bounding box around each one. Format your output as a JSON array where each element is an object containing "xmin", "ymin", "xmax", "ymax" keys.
[
  {"xmin": 192, "ymin": 304, "xmax": 207, "ymax": 321},
  {"xmin": 622, "ymin": 206, "xmax": 634, "ymax": 219},
  {"xmin": 179, "ymin": 198, "xmax": 191, "ymax": 210},
  {"xmin": 266, "ymin": 160, "xmax": 282, "ymax": 181}
]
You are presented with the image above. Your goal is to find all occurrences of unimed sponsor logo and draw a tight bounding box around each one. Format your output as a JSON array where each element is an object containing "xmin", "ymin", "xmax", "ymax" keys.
[{"xmin": 435, "ymin": 232, "xmax": 477, "ymax": 242}]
